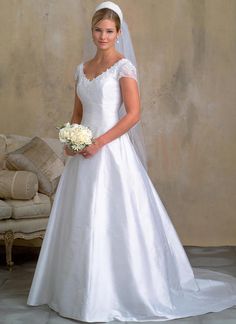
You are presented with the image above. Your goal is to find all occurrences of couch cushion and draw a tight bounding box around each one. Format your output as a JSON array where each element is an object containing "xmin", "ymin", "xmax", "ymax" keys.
[
  {"xmin": 6, "ymin": 136, "xmax": 64, "ymax": 196},
  {"xmin": 0, "ymin": 199, "xmax": 12, "ymax": 220},
  {"xmin": 0, "ymin": 217, "xmax": 48, "ymax": 233},
  {"xmin": 0, "ymin": 170, "xmax": 38, "ymax": 200},
  {"xmin": 4, "ymin": 193, "xmax": 51, "ymax": 220}
]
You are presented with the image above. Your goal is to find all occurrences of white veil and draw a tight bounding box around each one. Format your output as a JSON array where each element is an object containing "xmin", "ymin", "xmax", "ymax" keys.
[{"xmin": 82, "ymin": 1, "xmax": 148, "ymax": 171}]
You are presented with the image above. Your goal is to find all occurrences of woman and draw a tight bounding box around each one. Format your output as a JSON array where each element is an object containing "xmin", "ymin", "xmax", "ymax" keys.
[{"xmin": 27, "ymin": 1, "xmax": 236, "ymax": 322}]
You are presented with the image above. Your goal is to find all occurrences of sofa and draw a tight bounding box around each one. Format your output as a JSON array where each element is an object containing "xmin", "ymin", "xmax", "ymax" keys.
[{"xmin": 0, "ymin": 134, "xmax": 67, "ymax": 270}]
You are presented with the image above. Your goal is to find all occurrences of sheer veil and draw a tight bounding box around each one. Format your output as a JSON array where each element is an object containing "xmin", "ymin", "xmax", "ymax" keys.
[{"xmin": 82, "ymin": 1, "xmax": 148, "ymax": 171}]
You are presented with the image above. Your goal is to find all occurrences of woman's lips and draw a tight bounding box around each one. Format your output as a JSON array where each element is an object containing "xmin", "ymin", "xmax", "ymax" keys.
[{"xmin": 99, "ymin": 41, "xmax": 107, "ymax": 44}]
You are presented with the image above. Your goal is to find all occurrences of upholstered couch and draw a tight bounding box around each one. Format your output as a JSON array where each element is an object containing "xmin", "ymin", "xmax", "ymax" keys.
[{"xmin": 0, "ymin": 134, "xmax": 67, "ymax": 270}]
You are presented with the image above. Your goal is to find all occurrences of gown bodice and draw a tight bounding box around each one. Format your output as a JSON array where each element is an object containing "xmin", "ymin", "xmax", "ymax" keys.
[{"xmin": 74, "ymin": 58, "xmax": 137, "ymax": 137}]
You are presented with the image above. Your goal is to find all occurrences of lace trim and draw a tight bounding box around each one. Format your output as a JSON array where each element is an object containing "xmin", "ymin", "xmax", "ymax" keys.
[
  {"xmin": 118, "ymin": 60, "xmax": 137, "ymax": 81},
  {"xmin": 75, "ymin": 58, "xmax": 137, "ymax": 85},
  {"xmin": 81, "ymin": 58, "xmax": 127, "ymax": 83}
]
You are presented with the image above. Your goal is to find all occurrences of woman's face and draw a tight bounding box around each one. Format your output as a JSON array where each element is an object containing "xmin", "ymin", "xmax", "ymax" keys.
[{"xmin": 92, "ymin": 19, "xmax": 120, "ymax": 50}]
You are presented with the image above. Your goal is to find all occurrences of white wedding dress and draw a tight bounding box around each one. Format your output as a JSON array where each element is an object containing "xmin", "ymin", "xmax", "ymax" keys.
[{"xmin": 27, "ymin": 58, "xmax": 236, "ymax": 322}]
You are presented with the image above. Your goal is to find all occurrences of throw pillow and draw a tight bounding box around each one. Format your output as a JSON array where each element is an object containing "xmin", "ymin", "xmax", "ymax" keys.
[
  {"xmin": 0, "ymin": 170, "xmax": 38, "ymax": 200},
  {"xmin": 6, "ymin": 136, "xmax": 64, "ymax": 196}
]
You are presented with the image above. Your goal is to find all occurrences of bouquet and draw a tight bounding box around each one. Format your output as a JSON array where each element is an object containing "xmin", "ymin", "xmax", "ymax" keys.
[{"xmin": 56, "ymin": 122, "xmax": 93, "ymax": 152}]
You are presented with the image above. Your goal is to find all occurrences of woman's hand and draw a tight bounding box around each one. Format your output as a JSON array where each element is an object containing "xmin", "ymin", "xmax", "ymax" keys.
[
  {"xmin": 78, "ymin": 138, "xmax": 104, "ymax": 159},
  {"xmin": 64, "ymin": 145, "xmax": 77, "ymax": 156}
]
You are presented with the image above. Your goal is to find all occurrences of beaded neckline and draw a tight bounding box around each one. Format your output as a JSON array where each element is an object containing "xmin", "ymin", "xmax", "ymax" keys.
[{"xmin": 81, "ymin": 58, "xmax": 127, "ymax": 83}]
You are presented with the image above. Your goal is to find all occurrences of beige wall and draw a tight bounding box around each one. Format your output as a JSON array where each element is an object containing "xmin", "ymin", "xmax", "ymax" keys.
[{"xmin": 0, "ymin": 0, "xmax": 236, "ymax": 246}]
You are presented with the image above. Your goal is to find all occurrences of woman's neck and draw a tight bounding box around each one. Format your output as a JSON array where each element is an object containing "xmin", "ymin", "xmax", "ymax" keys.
[{"xmin": 93, "ymin": 49, "xmax": 122, "ymax": 64}]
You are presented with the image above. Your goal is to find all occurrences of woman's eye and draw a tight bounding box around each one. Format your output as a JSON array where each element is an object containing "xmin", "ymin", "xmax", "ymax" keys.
[{"xmin": 94, "ymin": 29, "xmax": 113, "ymax": 33}]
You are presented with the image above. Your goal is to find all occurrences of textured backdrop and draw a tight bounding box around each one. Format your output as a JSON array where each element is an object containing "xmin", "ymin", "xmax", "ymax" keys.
[{"xmin": 0, "ymin": 0, "xmax": 236, "ymax": 246}]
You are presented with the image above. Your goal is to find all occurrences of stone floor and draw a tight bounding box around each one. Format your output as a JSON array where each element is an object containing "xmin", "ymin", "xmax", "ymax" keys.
[{"xmin": 1, "ymin": 245, "xmax": 236, "ymax": 324}]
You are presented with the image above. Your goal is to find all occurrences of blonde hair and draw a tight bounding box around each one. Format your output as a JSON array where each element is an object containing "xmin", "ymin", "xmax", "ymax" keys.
[{"xmin": 91, "ymin": 8, "xmax": 121, "ymax": 32}]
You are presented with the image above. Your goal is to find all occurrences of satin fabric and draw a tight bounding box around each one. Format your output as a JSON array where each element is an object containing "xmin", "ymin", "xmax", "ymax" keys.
[{"xmin": 27, "ymin": 58, "xmax": 236, "ymax": 322}]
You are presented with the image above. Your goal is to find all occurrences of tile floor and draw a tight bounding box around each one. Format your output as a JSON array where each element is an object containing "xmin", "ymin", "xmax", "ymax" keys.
[{"xmin": 0, "ymin": 246, "xmax": 236, "ymax": 324}]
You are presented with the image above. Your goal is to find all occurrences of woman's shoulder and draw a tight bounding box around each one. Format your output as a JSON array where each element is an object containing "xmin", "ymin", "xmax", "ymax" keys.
[
  {"xmin": 75, "ymin": 61, "xmax": 84, "ymax": 70},
  {"xmin": 119, "ymin": 57, "xmax": 134, "ymax": 64}
]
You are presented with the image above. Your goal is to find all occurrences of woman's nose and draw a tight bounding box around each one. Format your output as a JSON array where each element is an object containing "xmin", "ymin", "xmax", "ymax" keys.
[{"xmin": 100, "ymin": 31, "xmax": 106, "ymax": 39}]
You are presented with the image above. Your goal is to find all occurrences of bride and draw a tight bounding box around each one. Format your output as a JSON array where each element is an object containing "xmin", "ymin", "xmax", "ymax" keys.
[{"xmin": 27, "ymin": 1, "xmax": 236, "ymax": 322}]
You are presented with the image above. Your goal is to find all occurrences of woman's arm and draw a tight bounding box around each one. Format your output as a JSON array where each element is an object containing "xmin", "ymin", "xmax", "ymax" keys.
[
  {"xmin": 64, "ymin": 85, "xmax": 83, "ymax": 156},
  {"xmin": 80, "ymin": 76, "xmax": 140, "ymax": 157}
]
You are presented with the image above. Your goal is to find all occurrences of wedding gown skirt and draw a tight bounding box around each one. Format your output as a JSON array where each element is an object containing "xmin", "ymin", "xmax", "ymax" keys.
[
  {"xmin": 27, "ymin": 133, "xmax": 236, "ymax": 322},
  {"xmin": 27, "ymin": 58, "xmax": 236, "ymax": 322}
]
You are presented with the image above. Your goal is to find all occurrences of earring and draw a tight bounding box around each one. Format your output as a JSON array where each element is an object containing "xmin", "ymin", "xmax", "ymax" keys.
[{"xmin": 116, "ymin": 38, "xmax": 119, "ymax": 44}]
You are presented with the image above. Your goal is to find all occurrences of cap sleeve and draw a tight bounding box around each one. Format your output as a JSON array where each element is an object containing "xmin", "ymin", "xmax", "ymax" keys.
[
  {"xmin": 117, "ymin": 59, "xmax": 138, "ymax": 81},
  {"xmin": 74, "ymin": 65, "xmax": 80, "ymax": 82}
]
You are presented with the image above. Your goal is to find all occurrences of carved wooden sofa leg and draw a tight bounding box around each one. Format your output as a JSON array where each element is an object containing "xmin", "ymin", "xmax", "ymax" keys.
[
  {"xmin": 4, "ymin": 230, "xmax": 14, "ymax": 271},
  {"xmin": 0, "ymin": 229, "xmax": 46, "ymax": 270}
]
